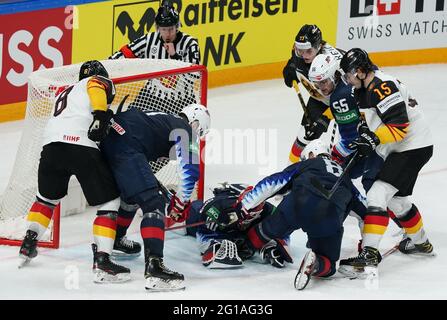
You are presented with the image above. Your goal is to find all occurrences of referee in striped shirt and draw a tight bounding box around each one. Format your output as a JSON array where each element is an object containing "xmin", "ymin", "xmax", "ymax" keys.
[{"xmin": 110, "ymin": 3, "xmax": 200, "ymax": 64}]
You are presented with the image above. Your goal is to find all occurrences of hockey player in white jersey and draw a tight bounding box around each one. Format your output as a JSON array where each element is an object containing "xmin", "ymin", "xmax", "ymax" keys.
[
  {"xmin": 18, "ymin": 60, "xmax": 130, "ymax": 283},
  {"xmin": 283, "ymin": 24, "xmax": 343, "ymax": 163},
  {"xmin": 338, "ymin": 49, "xmax": 434, "ymax": 274}
]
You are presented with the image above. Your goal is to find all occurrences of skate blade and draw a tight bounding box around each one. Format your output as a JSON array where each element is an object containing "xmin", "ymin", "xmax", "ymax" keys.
[
  {"xmin": 18, "ymin": 256, "xmax": 32, "ymax": 269},
  {"xmin": 294, "ymin": 272, "xmax": 311, "ymax": 290},
  {"xmin": 338, "ymin": 265, "xmax": 377, "ymax": 280},
  {"xmin": 145, "ymin": 278, "xmax": 185, "ymax": 292},
  {"xmin": 93, "ymin": 270, "xmax": 131, "ymax": 283},
  {"xmin": 294, "ymin": 251, "xmax": 316, "ymax": 290},
  {"xmin": 111, "ymin": 251, "xmax": 141, "ymax": 260},
  {"xmin": 400, "ymin": 250, "xmax": 437, "ymax": 258}
]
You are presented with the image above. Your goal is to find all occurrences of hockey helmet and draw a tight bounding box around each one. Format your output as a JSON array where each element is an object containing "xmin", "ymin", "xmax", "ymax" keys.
[
  {"xmin": 79, "ymin": 60, "xmax": 109, "ymax": 81},
  {"xmin": 309, "ymin": 53, "xmax": 340, "ymax": 84},
  {"xmin": 301, "ymin": 139, "xmax": 330, "ymax": 161},
  {"xmin": 180, "ymin": 104, "xmax": 211, "ymax": 138},
  {"xmin": 155, "ymin": 3, "xmax": 180, "ymax": 28},
  {"xmin": 340, "ymin": 48, "xmax": 374, "ymax": 75},
  {"xmin": 295, "ymin": 24, "xmax": 322, "ymax": 50}
]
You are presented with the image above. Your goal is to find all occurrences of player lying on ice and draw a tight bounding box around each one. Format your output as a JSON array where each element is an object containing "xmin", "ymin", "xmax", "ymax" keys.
[
  {"xmin": 182, "ymin": 183, "xmax": 291, "ymax": 269},
  {"xmin": 179, "ymin": 140, "xmax": 366, "ymax": 289}
]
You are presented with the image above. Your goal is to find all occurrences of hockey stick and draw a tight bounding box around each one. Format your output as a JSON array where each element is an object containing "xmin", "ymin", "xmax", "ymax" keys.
[
  {"xmin": 292, "ymin": 80, "xmax": 311, "ymax": 125},
  {"xmin": 293, "ymin": 80, "xmax": 338, "ymax": 148},
  {"xmin": 329, "ymin": 121, "xmax": 338, "ymax": 150},
  {"xmin": 310, "ymin": 152, "xmax": 359, "ymax": 200},
  {"xmin": 164, "ymin": 220, "xmax": 208, "ymax": 231},
  {"xmin": 382, "ymin": 244, "xmax": 399, "ymax": 259},
  {"xmin": 156, "ymin": 179, "xmax": 214, "ymax": 232},
  {"xmin": 116, "ymin": 94, "xmax": 129, "ymax": 114}
]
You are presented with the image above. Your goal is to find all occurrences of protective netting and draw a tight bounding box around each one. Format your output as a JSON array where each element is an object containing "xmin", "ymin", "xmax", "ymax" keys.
[{"xmin": 0, "ymin": 59, "xmax": 206, "ymax": 242}]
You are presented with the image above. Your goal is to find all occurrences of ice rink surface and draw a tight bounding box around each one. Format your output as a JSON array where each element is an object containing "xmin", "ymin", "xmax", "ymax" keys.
[{"xmin": 0, "ymin": 64, "xmax": 446, "ymax": 299}]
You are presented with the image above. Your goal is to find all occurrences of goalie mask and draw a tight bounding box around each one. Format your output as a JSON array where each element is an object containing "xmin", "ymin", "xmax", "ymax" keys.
[
  {"xmin": 79, "ymin": 60, "xmax": 109, "ymax": 81},
  {"xmin": 301, "ymin": 140, "xmax": 330, "ymax": 161},
  {"xmin": 180, "ymin": 104, "xmax": 210, "ymax": 138}
]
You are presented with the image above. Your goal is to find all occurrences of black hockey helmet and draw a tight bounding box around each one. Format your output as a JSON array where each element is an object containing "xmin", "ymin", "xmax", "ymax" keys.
[
  {"xmin": 79, "ymin": 60, "xmax": 109, "ymax": 81},
  {"xmin": 340, "ymin": 48, "xmax": 374, "ymax": 74},
  {"xmin": 155, "ymin": 3, "xmax": 180, "ymax": 28},
  {"xmin": 295, "ymin": 24, "xmax": 322, "ymax": 50}
]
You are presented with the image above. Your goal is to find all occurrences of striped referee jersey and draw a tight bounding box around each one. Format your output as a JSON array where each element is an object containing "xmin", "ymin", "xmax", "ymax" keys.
[{"xmin": 110, "ymin": 31, "xmax": 200, "ymax": 64}]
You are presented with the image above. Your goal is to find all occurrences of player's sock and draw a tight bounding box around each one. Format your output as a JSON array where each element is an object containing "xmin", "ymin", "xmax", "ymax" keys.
[
  {"xmin": 289, "ymin": 138, "xmax": 306, "ymax": 163},
  {"xmin": 140, "ymin": 210, "xmax": 165, "ymax": 257},
  {"xmin": 361, "ymin": 209, "xmax": 389, "ymax": 249},
  {"xmin": 93, "ymin": 212, "xmax": 117, "ymax": 254},
  {"xmin": 25, "ymin": 200, "xmax": 55, "ymax": 240},
  {"xmin": 116, "ymin": 202, "xmax": 138, "ymax": 240},
  {"xmin": 396, "ymin": 204, "xmax": 427, "ymax": 245}
]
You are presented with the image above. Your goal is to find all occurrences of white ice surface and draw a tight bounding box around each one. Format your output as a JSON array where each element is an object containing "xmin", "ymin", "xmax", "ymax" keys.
[{"xmin": 0, "ymin": 64, "xmax": 446, "ymax": 299}]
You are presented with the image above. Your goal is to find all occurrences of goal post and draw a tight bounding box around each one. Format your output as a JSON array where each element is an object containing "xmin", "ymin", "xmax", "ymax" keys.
[{"xmin": 0, "ymin": 59, "xmax": 208, "ymax": 248}]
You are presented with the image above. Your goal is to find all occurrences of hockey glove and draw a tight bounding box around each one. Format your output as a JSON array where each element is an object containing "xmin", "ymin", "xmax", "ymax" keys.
[
  {"xmin": 234, "ymin": 186, "xmax": 265, "ymax": 229},
  {"xmin": 260, "ymin": 239, "xmax": 293, "ymax": 268},
  {"xmin": 283, "ymin": 61, "xmax": 298, "ymax": 88},
  {"xmin": 304, "ymin": 115, "xmax": 330, "ymax": 141},
  {"xmin": 88, "ymin": 109, "xmax": 114, "ymax": 142},
  {"xmin": 169, "ymin": 195, "xmax": 191, "ymax": 223},
  {"xmin": 348, "ymin": 124, "xmax": 380, "ymax": 158}
]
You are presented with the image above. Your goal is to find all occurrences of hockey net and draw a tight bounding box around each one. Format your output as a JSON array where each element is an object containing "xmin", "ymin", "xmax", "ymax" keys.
[{"xmin": 0, "ymin": 59, "xmax": 207, "ymax": 248}]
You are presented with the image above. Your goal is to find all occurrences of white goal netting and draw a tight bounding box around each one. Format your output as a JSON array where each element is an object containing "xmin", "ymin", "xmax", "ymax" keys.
[{"xmin": 0, "ymin": 59, "xmax": 207, "ymax": 243}]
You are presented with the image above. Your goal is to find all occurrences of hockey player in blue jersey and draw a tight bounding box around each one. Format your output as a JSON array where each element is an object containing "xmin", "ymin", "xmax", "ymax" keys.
[
  {"xmin": 308, "ymin": 53, "xmax": 363, "ymax": 174},
  {"xmin": 308, "ymin": 53, "xmax": 408, "ymax": 255},
  {"xmin": 183, "ymin": 183, "xmax": 290, "ymax": 269},
  {"xmin": 99, "ymin": 102, "xmax": 210, "ymax": 291},
  {"xmin": 238, "ymin": 140, "xmax": 367, "ymax": 290}
]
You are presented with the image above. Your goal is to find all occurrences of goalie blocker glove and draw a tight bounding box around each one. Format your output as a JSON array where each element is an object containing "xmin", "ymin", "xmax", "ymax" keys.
[{"xmin": 88, "ymin": 109, "xmax": 114, "ymax": 142}]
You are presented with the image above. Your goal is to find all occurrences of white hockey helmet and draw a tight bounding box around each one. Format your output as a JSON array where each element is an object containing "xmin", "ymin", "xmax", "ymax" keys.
[
  {"xmin": 301, "ymin": 139, "xmax": 330, "ymax": 161},
  {"xmin": 180, "ymin": 104, "xmax": 210, "ymax": 138},
  {"xmin": 308, "ymin": 53, "xmax": 340, "ymax": 85}
]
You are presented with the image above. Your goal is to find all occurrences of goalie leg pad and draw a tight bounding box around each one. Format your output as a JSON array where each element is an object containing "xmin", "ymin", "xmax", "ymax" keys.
[{"xmin": 202, "ymin": 240, "xmax": 243, "ymax": 269}]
